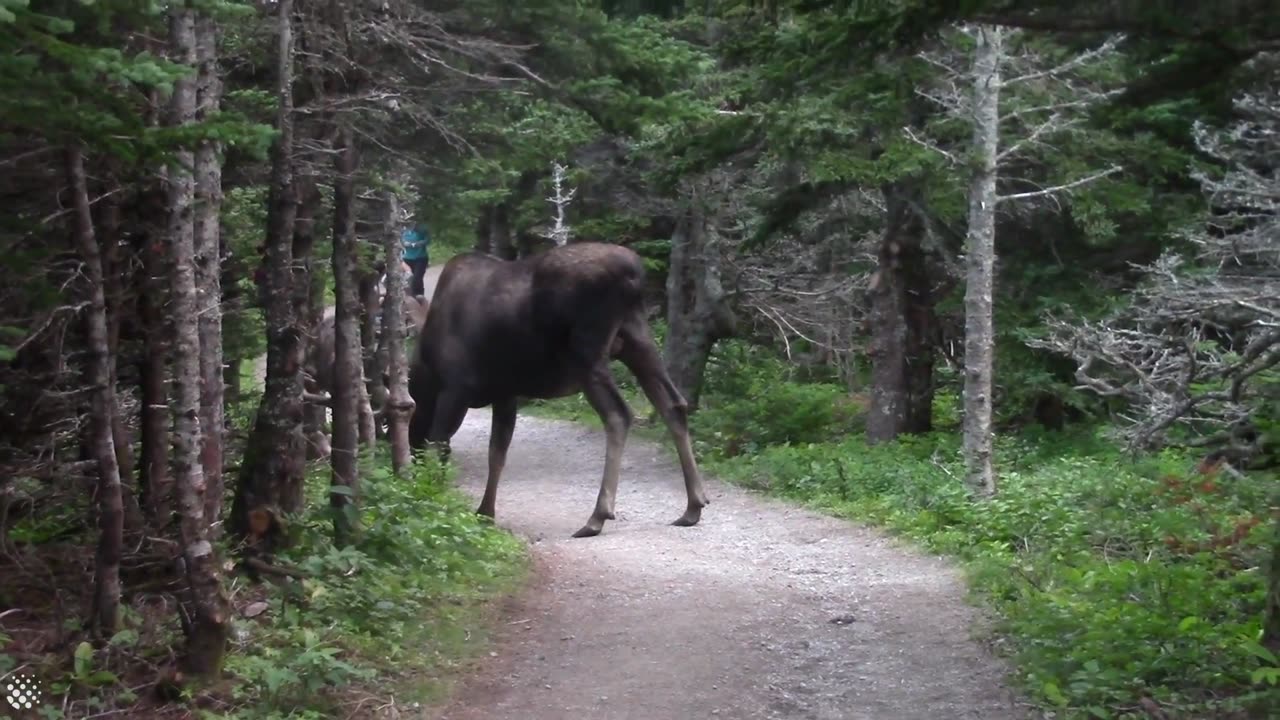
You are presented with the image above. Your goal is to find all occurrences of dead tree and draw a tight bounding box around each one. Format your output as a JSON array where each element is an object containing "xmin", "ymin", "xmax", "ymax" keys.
[
  {"xmin": 1029, "ymin": 60, "xmax": 1280, "ymax": 658},
  {"xmin": 909, "ymin": 24, "xmax": 1124, "ymax": 491},
  {"xmin": 65, "ymin": 145, "xmax": 124, "ymax": 635},
  {"xmin": 167, "ymin": 5, "xmax": 231, "ymax": 676},
  {"xmin": 962, "ymin": 24, "xmax": 1002, "ymax": 496},
  {"xmin": 330, "ymin": 124, "xmax": 361, "ymax": 544},
  {"xmin": 381, "ymin": 188, "xmax": 416, "ymax": 473},
  {"xmin": 194, "ymin": 13, "xmax": 226, "ymax": 532}
]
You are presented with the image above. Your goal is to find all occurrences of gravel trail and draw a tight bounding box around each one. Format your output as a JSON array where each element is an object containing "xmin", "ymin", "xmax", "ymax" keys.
[{"xmin": 432, "ymin": 409, "xmax": 1026, "ymax": 720}]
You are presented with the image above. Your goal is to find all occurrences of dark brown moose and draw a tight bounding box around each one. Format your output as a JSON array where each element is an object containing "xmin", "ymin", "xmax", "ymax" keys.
[{"xmin": 407, "ymin": 242, "xmax": 710, "ymax": 538}]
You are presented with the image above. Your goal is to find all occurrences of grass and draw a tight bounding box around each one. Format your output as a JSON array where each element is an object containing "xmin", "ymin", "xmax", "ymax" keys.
[{"xmin": 521, "ymin": 339, "xmax": 1280, "ymax": 720}]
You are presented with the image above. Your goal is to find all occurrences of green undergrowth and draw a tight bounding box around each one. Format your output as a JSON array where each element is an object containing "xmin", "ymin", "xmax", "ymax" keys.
[
  {"xmin": 209, "ymin": 450, "xmax": 528, "ymax": 719},
  {"xmin": 523, "ymin": 342, "xmax": 1279, "ymax": 719},
  {"xmin": 706, "ymin": 430, "xmax": 1276, "ymax": 718}
]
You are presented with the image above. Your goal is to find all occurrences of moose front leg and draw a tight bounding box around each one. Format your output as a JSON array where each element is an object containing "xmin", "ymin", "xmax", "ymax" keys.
[
  {"xmin": 573, "ymin": 368, "xmax": 633, "ymax": 538},
  {"xmin": 477, "ymin": 398, "xmax": 517, "ymax": 519}
]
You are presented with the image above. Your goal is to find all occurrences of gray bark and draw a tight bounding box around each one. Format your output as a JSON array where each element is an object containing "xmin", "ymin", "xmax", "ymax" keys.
[
  {"xmin": 138, "ymin": 193, "xmax": 173, "ymax": 528},
  {"xmin": 231, "ymin": 0, "xmax": 306, "ymax": 542},
  {"xmin": 66, "ymin": 146, "xmax": 123, "ymax": 636},
  {"xmin": 359, "ymin": 271, "xmax": 382, "ymax": 444},
  {"xmin": 865, "ymin": 186, "xmax": 937, "ymax": 444},
  {"xmin": 663, "ymin": 187, "xmax": 734, "ymax": 409},
  {"xmin": 382, "ymin": 190, "xmax": 415, "ymax": 474},
  {"xmin": 194, "ymin": 13, "xmax": 226, "ymax": 535},
  {"xmin": 491, "ymin": 202, "xmax": 515, "ymax": 260},
  {"xmin": 330, "ymin": 125, "xmax": 361, "ymax": 545},
  {"xmin": 962, "ymin": 24, "xmax": 1001, "ymax": 496},
  {"xmin": 168, "ymin": 5, "xmax": 230, "ymax": 675},
  {"xmin": 296, "ymin": 183, "xmax": 329, "ymax": 460}
]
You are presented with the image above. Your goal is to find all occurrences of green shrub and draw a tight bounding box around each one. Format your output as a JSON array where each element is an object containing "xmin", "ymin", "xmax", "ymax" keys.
[{"xmin": 215, "ymin": 453, "xmax": 526, "ymax": 717}]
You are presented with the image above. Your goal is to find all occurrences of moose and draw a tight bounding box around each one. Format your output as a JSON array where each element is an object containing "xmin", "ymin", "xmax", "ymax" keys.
[{"xmin": 408, "ymin": 242, "xmax": 710, "ymax": 538}]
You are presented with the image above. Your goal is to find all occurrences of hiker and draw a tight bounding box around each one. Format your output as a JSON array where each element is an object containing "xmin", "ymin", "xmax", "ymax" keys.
[{"xmin": 401, "ymin": 222, "xmax": 430, "ymax": 296}]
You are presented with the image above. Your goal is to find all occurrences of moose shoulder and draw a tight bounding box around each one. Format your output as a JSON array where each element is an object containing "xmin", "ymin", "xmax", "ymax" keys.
[{"xmin": 408, "ymin": 242, "xmax": 709, "ymax": 538}]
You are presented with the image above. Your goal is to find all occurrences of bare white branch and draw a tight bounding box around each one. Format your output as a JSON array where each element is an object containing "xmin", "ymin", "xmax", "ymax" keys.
[
  {"xmin": 544, "ymin": 160, "xmax": 576, "ymax": 246},
  {"xmin": 998, "ymin": 165, "xmax": 1122, "ymax": 202}
]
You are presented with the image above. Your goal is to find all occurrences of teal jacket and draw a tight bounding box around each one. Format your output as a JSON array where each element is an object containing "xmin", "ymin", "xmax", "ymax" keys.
[{"xmin": 402, "ymin": 227, "xmax": 429, "ymax": 261}]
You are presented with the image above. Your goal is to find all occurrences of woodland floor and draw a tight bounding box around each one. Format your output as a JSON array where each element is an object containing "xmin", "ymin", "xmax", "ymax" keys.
[{"xmin": 425, "ymin": 409, "xmax": 1028, "ymax": 720}]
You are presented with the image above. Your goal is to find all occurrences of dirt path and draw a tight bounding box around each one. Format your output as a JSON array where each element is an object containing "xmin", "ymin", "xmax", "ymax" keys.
[{"xmin": 433, "ymin": 410, "xmax": 1027, "ymax": 720}]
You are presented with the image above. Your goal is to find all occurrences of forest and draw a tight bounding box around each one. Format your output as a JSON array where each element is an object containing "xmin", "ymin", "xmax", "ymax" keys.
[{"xmin": 0, "ymin": 0, "xmax": 1277, "ymax": 718}]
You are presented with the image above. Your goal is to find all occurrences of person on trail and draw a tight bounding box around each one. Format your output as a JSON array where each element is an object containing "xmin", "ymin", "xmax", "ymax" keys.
[{"xmin": 401, "ymin": 222, "xmax": 430, "ymax": 297}]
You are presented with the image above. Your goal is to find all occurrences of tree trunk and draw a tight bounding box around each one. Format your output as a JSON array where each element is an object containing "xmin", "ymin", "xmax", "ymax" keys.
[
  {"xmin": 865, "ymin": 185, "xmax": 936, "ymax": 443},
  {"xmin": 382, "ymin": 190, "xmax": 415, "ymax": 473},
  {"xmin": 220, "ymin": 228, "xmax": 242, "ymax": 409},
  {"xmin": 231, "ymin": 0, "xmax": 306, "ymax": 544},
  {"xmin": 491, "ymin": 201, "xmax": 515, "ymax": 260},
  {"xmin": 663, "ymin": 188, "xmax": 733, "ymax": 409},
  {"xmin": 962, "ymin": 25, "xmax": 1001, "ymax": 497},
  {"xmin": 330, "ymin": 124, "xmax": 361, "ymax": 545},
  {"xmin": 1263, "ymin": 514, "xmax": 1280, "ymax": 655},
  {"xmin": 66, "ymin": 146, "xmax": 124, "ymax": 636},
  {"xmin": 359, "ymin": 272, "xmax": 381, "ymax": 444},
  {"xmin": 364, "ymin": 271, "xmax": 387, "ymax": 426},
  {"xmin": 167, "ymin": 6, "xmax": 230, "ymax": 676},
  {"xmin": 137, "ymin": 187, "xmax": 173, "ymax": 528},
  {"xmin": 96, "ymin": 192, "xmax": 144, "ymax": 535},
  {"xmin": 295, "ymin": 181, "xmax": 329, "ymax": 460},
  {"xmin": 474, "ymin": 204, "xmax": 493, "ymax": 254},
  {"xmin": 194, "ymin": 13, "xmax": 226, "ymax": 534}
]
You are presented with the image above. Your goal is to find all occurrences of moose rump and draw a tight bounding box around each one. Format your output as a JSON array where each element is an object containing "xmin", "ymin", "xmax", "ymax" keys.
[{"xmin": 407, "ymin": 242, "xmax": 709, "ymax": 538}]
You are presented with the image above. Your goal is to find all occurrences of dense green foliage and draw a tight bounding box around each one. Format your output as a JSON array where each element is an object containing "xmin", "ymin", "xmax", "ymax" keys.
[
  {"xmin": 0, "ymin": 399, "xmax": 525, "ymax": 719},
  {"xmin": 215, "ymin": 454, "xmax": 525, "ymax": 718}
]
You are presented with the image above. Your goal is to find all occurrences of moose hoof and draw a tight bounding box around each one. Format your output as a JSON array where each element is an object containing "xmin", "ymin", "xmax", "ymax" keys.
[
  {"xmin": 671, "ymin": 507, "xmax": 703, "ymax": 527},
  {"xmin": 572, "ymin": 515, "xmax": 609, "ymax": 538}
]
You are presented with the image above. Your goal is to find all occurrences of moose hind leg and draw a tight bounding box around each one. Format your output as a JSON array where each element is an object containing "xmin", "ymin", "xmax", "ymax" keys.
[
  {"xmin": 616, "ymin": 319, "xmax": 709, "ymax": 527},
  {"xmin": 477, "ymin": 398, "xmax": 517, "ymax": 520},
  {"xmin": 572, "ymin": 366, "xmax": 633, "ymax": 538}
]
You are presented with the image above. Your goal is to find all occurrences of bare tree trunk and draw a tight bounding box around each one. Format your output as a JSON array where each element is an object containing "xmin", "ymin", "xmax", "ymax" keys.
[
  {"xmin": 66, "ymin": 146, "xmax": 124, "ymax": 636},
  {"xmin": 355, "ymin": 270, "xmax": 377, "ymax": 447},
  {"xmin": 220, "ymin": 229, "xmax": 242, "ymax": 409},
  {"xmin": 491, "ymin": 202, "xmax": 515, "ymax": 260},
  {"xmin": 1264, "ymin": 514, "xmax": 1280, "ymax": 654},
  {"xmin": 865, "ymin": 186, "xmax": 936, "ymax": 444},
  {"xmin": 364, "ymin": 272, "xmax": 387, "ymax": 431},
  {"xmin": 97, "ymin": 193, "xmax": 144, "ymax": 535},
  {"xmin": 232, "ymin": 0, "xmax": 306, "ymax": 544},
  {"xmin": 330, "ymin": 125, "xmax": 361, "ymax": 545},
  {"xmin": 295, "ymin": 181, "xmax": 329, "ymax": 460},
  {"xmin": 962, "ymin": 25, "xmax": 1001, "ymax": 497},
  {"xmin": 194, "ymin": 13, "xmax": 226, "ymax": 534},
  {"xmin": 382, "ymin": 189, "xmax": 415, "ymax": 473},
  {"xmin": 474, "ymin": 205, "xmax": 493, "ymax": 254},
  {"xmin": 137, "ymin": 206, "xmax": 173, "ymax": 528},
  {"xmin": 168, "ymin": 6, "xmax": 231, "ymax": 675},
  {"xmin": 663, "ymin": 188, "xmax": 734, "ymax": 409}
]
